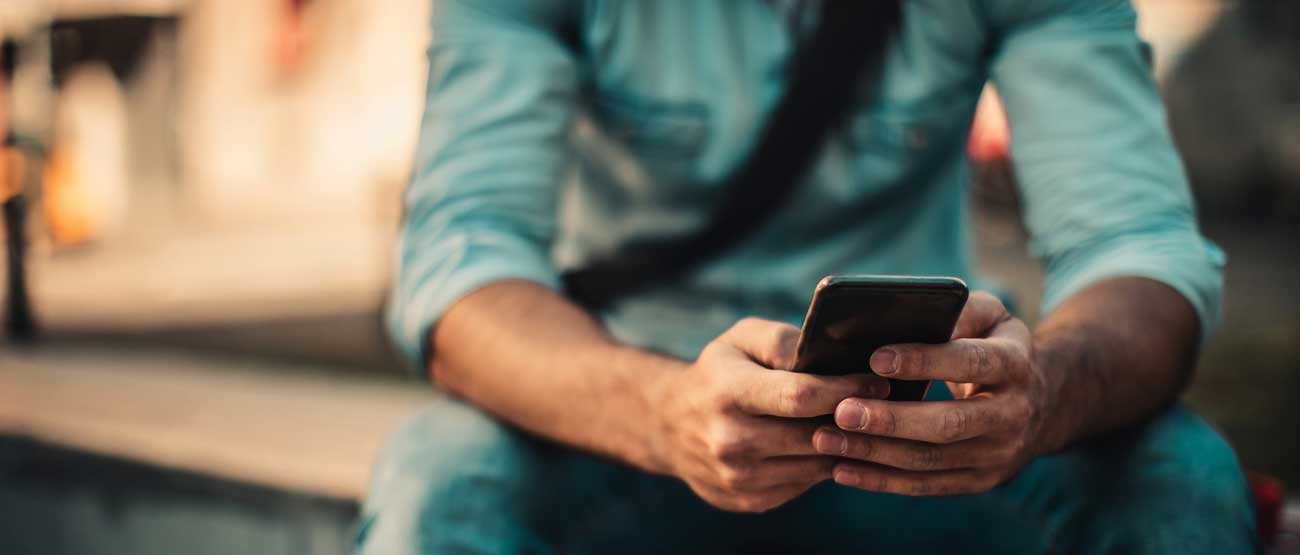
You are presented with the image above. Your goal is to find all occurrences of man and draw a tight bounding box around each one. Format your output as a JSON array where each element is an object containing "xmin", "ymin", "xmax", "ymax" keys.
[{"xmin": 357, "ymin": 1, "xmax": 1257, "ymax": 553}]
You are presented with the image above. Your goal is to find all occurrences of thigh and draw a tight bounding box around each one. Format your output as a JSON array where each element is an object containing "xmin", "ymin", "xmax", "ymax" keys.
[
  {"xmin": 765, "ymin": 482, "xmax": 1042, "ymax": 553},
  {"xmin": 766, "ymin": 405, "xmax": 1258, "ymax": 554},
  {"xmin": 354, "ymin": 395, "xmax": 762, "ymax": 555}
]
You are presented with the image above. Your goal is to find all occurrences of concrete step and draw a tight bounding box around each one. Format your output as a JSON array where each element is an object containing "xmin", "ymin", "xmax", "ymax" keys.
[{"xmin": 0, "ymin": 340, "xmax": 434, "ymax": 500}]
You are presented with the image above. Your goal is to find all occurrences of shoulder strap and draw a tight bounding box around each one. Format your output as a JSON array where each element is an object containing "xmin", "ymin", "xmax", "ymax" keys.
[{"xmin": 563, "ymin": 1, "xmax": 904, "ymax": 308}]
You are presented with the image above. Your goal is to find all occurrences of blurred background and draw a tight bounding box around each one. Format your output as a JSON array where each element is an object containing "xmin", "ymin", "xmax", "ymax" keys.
[{"xmin": 0, "ymin": 0, "xmax": 1296, "ymax": 553}]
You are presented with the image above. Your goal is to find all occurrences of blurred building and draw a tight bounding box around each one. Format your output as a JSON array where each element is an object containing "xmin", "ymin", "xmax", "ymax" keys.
[{"xmin": 3, "ymin": 1, "xmax": 1298, "ymax": 554}]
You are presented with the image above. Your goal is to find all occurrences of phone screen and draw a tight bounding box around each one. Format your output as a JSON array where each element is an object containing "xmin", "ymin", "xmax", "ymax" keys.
[{"xmin": 792, "ymin": 276, "xmax": 968, "ymax": 402}]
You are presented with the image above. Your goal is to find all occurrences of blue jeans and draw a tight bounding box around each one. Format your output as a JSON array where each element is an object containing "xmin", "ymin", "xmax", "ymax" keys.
[{"xmin": 354, "ymin": 395, "xmax": 1258, "ymax": 554}]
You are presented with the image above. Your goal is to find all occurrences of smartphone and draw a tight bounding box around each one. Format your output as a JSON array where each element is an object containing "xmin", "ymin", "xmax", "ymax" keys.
[{"xmin": 792, "ymin": 275, "xmax": 969, "ymax": 402}]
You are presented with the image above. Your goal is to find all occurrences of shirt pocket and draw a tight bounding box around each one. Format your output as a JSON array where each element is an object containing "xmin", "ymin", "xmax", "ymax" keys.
[
  {"xmin": 591, "ymin": 93, "xmax": 711, "ymax": 184},
  {"xmin": 845, "ymin": 105, "xmax": 966, "ymax": 193}
]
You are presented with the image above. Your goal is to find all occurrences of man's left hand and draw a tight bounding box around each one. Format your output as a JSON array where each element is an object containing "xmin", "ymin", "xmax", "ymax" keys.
[{"xmin": 813, "ymin": 292, "xmax": 1053, "ymax": 496}]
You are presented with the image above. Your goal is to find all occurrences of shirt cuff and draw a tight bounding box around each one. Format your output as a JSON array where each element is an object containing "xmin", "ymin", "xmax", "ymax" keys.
[
  {"xmin": 1040, "ymin": 233, "xmax": 1226, "ymax": 345},
  {"xmin": 386, "ymin": 230, "xmax": 560, "ymax": 373}
]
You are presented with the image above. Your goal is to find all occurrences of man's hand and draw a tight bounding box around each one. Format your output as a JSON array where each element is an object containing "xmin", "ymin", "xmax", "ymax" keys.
[
  {"xmin": 813, "ymin": 292, "xmax": 1051, "ymax": 496},
  {"xmin": 650, "ymin": 317, "xmax": 890, "ymax": 512}
]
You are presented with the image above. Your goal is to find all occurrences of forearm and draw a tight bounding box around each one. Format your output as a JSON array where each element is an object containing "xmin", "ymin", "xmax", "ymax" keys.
[
  {"xmin": 1032, "ymin": 276, "xmax": 1201, "ymax": 453},
  {"xmin": 429, "ymin": 280, "xmax": 682, "ymax": 473}
]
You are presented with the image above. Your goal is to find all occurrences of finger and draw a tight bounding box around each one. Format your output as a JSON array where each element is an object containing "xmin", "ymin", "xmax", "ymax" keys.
[
  {"xmin": 870, "ymin": 337, "xmax": 1025, "ymax": 384},
  {"xmin": 734, "ymin": 371, "xmax": 890, "ymax": 418},
  {"xmin": 831, "ymin": 462, "xmax": 998, "ymax": 496},
  {"xmin": 834, "ymin": 398, "xmax": 1011, "ymax": 443},
  {"xmin": 721, "ymin": 317, "xmax": 802, "ymax": 370},
  {"xmin": 696, "ymin": 479, "xmax": 822, "ymax": 514},
  {"xmin": 950, "ymin": 291, "xmax": 1010, "ymax": 340},
  {"xmin": 711, "ymin": 456, "xmax": 835, "ymax": 493},
  {"xmin": 748, "ymin": 456, "xmax": 836, "ymax": 490},
  {"xmin": 813, "ymin": 427, "xmax": 995, "ymax": 471},
  {"xmin": 732, "ymin": 416, "xmax": 824, "ymax": 458},
  {"xmin": 988, "ymin": 310, "xmax": 1032, "ymax": 348}
]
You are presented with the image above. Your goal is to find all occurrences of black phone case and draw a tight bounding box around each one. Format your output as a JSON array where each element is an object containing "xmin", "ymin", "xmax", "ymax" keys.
[{"xmin": 792, "ymin": 275, "xmax": 969, "ymax": 402}]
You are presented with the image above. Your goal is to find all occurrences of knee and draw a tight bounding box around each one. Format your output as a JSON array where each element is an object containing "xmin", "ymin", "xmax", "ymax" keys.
[
  {"xmin": 373, "ymin": 397, "xmax": 538, "ymax": 490},
  {"xmin": 354, "ymin": 397, "xmax": 547, "ymax": 553},
  {"xmin": 1069, "ymin": 406, "xmax": 1258, "ymax": 553},
  {"xmin": 1131, "ymin": 406, "xmax": 1249, "ymax": 508}
]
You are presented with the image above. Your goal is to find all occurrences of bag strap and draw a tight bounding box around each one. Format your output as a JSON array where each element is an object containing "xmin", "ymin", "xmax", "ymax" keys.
[{"xmin": 562, "ymin": 1, "xmax": 904, "ymax": 308}]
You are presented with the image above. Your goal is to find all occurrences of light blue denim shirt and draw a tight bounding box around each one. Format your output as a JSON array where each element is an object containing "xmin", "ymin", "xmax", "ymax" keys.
[{"xmin": 388, "ymin": 0, "xmax": 1225, "ymax": 367}]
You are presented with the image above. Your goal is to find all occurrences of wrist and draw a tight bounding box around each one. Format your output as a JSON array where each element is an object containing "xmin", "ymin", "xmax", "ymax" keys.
[
  {"xmin": 1028, "ymin": 334, "xmax": 1084, "ymax": 456},
  {"xmin": 617, "ymin": 346, "xmax": 688, "ymax": 476}
]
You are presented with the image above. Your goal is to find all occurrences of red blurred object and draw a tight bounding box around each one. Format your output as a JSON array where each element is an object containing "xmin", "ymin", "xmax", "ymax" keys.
[
  {"xmin": 1250, "ymin": 472, "xmax": 1284, "ymax": 547},
  {"xmin": 967, "ymin": 87, "xmax": 1011, "ymax": 162}
]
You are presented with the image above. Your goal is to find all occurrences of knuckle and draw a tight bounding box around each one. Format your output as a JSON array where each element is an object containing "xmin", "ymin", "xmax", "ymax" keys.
[
  {"xmin": 700, "ymin": 340, "xmax": 729, "ymax": 363},
  {"xmin": 707, "ymin": 387, "xmax": 734, "ymax": 411},
  {"xmin": 850, "ymin": 435, "xmax": 875, "ymax": 460},
  {"xmin": 908, "ymin": 348, "xmax": 928, "ymax": 377},
  {"xmin": 717, "ymin": 463, "xmax": 755, "ymax": 490},
  {"xmin": 699, "ymin": 372, "xmax": 735, "ymax": 410},
  {"xmin": 710, "ymin": 434, "xmax": 753, "ymax": 463},
  {"xmin": 911, "ymin": 444, "xmax": 945, "ymax": 470},
  {"xmin": 706, "ymin": 420, "xmax": 748, "ymax": 456},
  {"xmin": 765, "ymin": 326, "xmax": 795, "ymax": 362},
  {"xmin": 1006, "ymin": 399, "xmax": 1032, "ymax": 431},
  {"xmin": 874, "ymin": 474, "xmax": 892, "ymax": 493},
  {"xmin": 876, "ymin": 406, "xmax": 899, "ymax": 435},
  {"xmin": 940, "ymin": 409, "xmax": 970, "ymax": 442},
  {"xmin": 979, "ymin": 405, "xmax": 1003, "ymax": 431},
  {"xmin": 779, "ymin": 381, "xmax": 817, "ymax": 414},
  {"xmin": 965, "ymin": 342, "xmax": 992, "ymax": 381},
  {"xmin": 1000, "ymin": 342, "xmax": 1029, "ymax": 376}
]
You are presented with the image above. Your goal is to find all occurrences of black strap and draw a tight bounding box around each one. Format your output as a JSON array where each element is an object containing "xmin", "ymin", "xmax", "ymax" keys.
[
  {"xmin": 3, "ymin": 193, "xmax": 36, "ymax": 342},
  {"xmin": 563, "ymin": 1, "xmax": 904, "ymax": 308}
]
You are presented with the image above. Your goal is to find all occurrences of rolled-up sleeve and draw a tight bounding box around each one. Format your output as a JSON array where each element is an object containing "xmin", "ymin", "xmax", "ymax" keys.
[
  {"xmin": 989, "ymin": 0, "xmax": 1225, "ymax": 342},
  {"xmin": 388, "ymin": 0, "xmax": 578, "ymax": 367}
]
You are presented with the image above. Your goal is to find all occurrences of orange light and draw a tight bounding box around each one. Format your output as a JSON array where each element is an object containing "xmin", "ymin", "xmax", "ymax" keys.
[{"xmin": 42, "ymin": 146, "xmax": 98, "ymax": 246}]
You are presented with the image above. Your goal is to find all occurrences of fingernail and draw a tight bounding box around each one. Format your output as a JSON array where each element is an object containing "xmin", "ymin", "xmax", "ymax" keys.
[
  {"xmin": 871, "ymin": 348, "xmax": 898, "ymax": 375},
  {"xmin": 834, "ymin": 468, "xmax": 860, "ymax": 487},
  {"xmin": 870, "ymin": 379, "xmax": 892, "ymax": 399},
  {"xmin": 836, "ymin": 401, "xmax": 868, "ymax": 430},
  {"xmin": 815, "ymin": 428, "xmax": 847, "ymax": 455}
]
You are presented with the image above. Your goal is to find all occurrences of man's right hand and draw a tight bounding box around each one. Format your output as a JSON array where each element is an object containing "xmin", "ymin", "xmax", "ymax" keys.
[{"xmin": 648, "ymin": 317, "xmax": 891, "ymax": 513}]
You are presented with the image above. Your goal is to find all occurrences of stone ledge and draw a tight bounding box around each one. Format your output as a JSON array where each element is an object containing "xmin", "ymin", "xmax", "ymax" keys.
[{"xmin": 0, "ymin": 341, "xmax": 433, "ymax": 500}]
